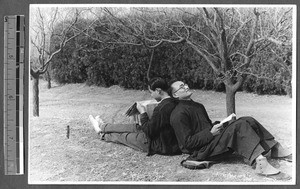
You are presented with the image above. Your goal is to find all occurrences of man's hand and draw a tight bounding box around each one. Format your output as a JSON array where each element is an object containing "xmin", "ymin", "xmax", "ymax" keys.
[
  {"xmin": 136, "ymin": 102, "xmax": 147, "ymax": 114},
  {"xmin": 210, "ymin": 123, "xmax": 223, "ymax": 136}
]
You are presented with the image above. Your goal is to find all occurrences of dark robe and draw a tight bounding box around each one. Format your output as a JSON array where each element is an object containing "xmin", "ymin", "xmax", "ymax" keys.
[
  {"xmin": 140, "ymin": 97, "xmax": 181, "ymax": 156},
  {"xmin": 170, "ymin": 100, "xmax": 276, "ymax": 164}
]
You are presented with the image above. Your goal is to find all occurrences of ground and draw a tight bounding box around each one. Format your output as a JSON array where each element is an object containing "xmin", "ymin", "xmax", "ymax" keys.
[{"xmin": 29, "ymin": 80, "xmax": 295, "ymax": 184}]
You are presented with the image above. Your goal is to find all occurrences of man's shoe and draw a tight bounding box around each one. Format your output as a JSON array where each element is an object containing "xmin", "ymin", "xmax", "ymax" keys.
[
  {"xmin": 271, "ymin": 143, "xmax": 291, "ymax": 158},
  {"xmin": 181, "ymin": 160, "xmax": 212, "ymax": 169},
  {"xmin": 255, "ymin": 157, "xmax": 280, "ymax": 176}
]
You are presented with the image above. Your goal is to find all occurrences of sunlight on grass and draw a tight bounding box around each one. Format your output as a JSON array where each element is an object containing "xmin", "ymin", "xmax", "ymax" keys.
[{"xmin": 29, "ymin": 81, "xmax": 294, "ymax": 183}]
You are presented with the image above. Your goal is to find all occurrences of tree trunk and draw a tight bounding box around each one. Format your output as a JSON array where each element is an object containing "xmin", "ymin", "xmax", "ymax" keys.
[
  {"xmin": 46, "ymin": 70, "xmax": 51, "ymax": 89},
  {"xmin": 147, "ymin": 49, "xmax": 155, "ymax": 81},
  {"xmin": 32, "ymin": 74, "xmax": 39, "ymax": 117},
  {"xmin": 225, "ymin": 85, "xmax": 236, "ymax": 116},
  {"xmin": 286, "ymin": 80, "xmax": 292, "ymax": 98}
]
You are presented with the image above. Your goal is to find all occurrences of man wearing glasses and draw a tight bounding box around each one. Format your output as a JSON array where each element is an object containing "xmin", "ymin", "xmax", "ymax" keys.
[{"xmin": 170, "ymin": 80, "xmax": 291, "ymax": 176}]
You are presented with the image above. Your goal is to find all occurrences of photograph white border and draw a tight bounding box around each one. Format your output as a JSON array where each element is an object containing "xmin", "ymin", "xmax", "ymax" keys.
[{"xmin": 28, "ymin": 3, "xmax": 297, "ymax": 185}]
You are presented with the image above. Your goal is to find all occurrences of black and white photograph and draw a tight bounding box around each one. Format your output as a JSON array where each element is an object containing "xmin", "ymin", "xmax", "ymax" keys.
[{"xmin": 28, "ymin": 4, "xmax": 296, "ymax": 184}]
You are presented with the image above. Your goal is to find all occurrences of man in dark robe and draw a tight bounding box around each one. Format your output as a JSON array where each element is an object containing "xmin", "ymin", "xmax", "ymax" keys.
[
  {"xmin": 170, "ymin": 80, "xmax": 291, "ymax": 176},
  {"xmin": 89, "ymin": 77, "xmax": 181, "ymax": 156}
]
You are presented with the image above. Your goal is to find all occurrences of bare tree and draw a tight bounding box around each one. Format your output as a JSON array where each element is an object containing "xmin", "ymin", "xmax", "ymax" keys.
[
  {"xmin": 94, "ymin": 7, "xmax": 293, "ymax": 115},
  {"xmin": 30, "ymin": 7, "xmax": 95, "ymax": 117},
  {"xmin": 79, "ymin": 7, "xmax": 187, "ymax": 81}
]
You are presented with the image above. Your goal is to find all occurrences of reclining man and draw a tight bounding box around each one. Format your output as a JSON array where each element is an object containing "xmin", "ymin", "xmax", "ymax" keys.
[
  {"xmin": 89, "ymin": 77, "xmax": 181, "ymax": 156},
  {"xmin": 169, "ymin": 80, "xmax": 291, "ymax": 176}
]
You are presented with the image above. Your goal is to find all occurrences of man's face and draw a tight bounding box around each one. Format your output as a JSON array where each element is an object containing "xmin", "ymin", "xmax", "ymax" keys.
[
  {"xmin": 148, "ymin": 86, "xmax": 162, "ymax": 102},
  {"xmin": 171, "ymin": 81, "xmax": 193, "ymax": 100}
]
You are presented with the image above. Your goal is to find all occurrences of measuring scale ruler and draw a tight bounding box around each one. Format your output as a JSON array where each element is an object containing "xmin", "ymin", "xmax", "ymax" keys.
[{"xmin": 3, "ymin": 15, "xmax": 25, "ymax": 175}]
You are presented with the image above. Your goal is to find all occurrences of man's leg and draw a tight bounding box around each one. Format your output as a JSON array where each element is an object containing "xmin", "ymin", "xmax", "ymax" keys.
[
  {"xmin": 102, "ymin": 123, "xmax": 141, "ymax": 133},
  {"xmin": 102, "ymin": 132, "xmax": 148, "ymax": 152},
  {"xmin": 89, "ymin": 115, "xmax": 140, "ymax": 134},
  {"xmin": 237, "ymin": 117, "xmax": 274, "ymax": 141},
  {"xmin": 89, "ymin": 115, "xmax": 148, "ymax": 152},
  {"xmin": 210, "ymin": 120, "xmax": 280, "ymax": 176},
  {"xmin": 209, "ymin": 119, "xmax": 263, "ymax": 162},
  {"xmin": 235, "ymin": 117, "xmax": 291, "ymax": 158}
]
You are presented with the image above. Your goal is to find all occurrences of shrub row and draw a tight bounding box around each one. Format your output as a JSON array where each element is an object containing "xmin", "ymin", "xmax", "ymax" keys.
[{"xmin": 50, "ymin": 40, "xmax": 291, "ymax": 96}]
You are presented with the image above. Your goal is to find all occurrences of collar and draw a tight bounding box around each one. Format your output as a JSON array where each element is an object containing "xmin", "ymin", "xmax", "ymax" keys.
[{"xmin": 157, "ymin": 96, "xmax": 171, "ymax": 104}]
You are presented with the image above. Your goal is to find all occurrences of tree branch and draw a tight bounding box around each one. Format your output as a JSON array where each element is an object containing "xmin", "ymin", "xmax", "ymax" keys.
[
  {"xmin": 186, "ymin": 26, "xmax": 218, "ymax": 52},
  {"xmin": 240, "ymin": 8, "xmax": 260, "ymax": 70},
  {"xmin": 147, "ymin": 49, "xmax": 155, "ymax": 81},
  {"xmin": 202, "ymin": 8, "xmax": 219, "ymax": 44},
  {"xmin": 228, "ymin": 18, "xmax": 252, "ymax": 52},
  {"xmin": 186, "ymin": 39, "xmax": 221, "ymax": 74}
]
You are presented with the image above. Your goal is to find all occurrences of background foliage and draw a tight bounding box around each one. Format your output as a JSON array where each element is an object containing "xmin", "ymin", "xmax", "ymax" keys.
[
  {"xmin": 48, "ymin": 8, "xmax": 292, "ymax": 96},
  {"xmin": 50, "ymin": 39, "xmax": 291, "ymax": 95}
]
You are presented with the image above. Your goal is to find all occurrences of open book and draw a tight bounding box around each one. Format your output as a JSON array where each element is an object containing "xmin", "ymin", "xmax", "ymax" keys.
[
  {"xmin": 220, "ymin": 113, "xmax": 236, "ymax": 125},
  {"xmin": 125, "ymin": 100, "xmax": 159, "ymax": 120}
]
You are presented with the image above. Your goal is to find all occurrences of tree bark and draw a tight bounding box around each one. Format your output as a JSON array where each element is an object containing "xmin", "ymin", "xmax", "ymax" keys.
[
  {"xmin": 46, "ymin": 70, "xmax": 51, "ymax": 89},
  {"xmin": 225, "ymin": 84, "xmax": 236, "ymax": 116},
  {"xmin": 147, "ymin": 49, "xmax": 155, "ymax": 81},
  {"xmin": 32, "ymin": 73, "xmax": 39, "ymax": 117}
]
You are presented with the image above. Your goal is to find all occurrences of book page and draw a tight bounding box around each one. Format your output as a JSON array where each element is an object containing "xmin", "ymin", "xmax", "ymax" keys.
[
  {"xmin": 220, "ymin": 113, "xmax": 236, "ymax": 125},
  {"xmin": 125, "ymin": 100, "xmax": 158, "ymax": 118}
]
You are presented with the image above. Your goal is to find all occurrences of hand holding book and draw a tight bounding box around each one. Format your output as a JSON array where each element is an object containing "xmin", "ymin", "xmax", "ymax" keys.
[
  {"xmin": 220, "ymin": 113, "xmax": 236, "ymax": 125},
  {"xmin": 125, "ymin": 100, "xmax": 159, "ymax": 119},
  {"xmin": 211, "ymin": 113, "xmax": 236, "ymax": 136},
  {"xmin": 210, "ymin": 123, "xmax": 223, "ymax": 136},
  {"xmin": 136, "ymin": 101, "xmax": 147, "ymax": 114}
]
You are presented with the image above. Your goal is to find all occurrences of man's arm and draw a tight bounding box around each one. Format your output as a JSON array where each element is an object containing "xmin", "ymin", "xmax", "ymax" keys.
[
  {"xmin": 199, "ymin": 103, "xmax": 213, "ymax": 125},
  {"xmin": 139, "ymin": 107, "xmax": 162, "ymax": 139}
]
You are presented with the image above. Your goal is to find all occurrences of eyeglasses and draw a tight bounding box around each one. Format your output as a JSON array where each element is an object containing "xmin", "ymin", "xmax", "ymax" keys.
[{"xmin": 173, "ymin": 83, "xmax": 188, "ymax": 94}]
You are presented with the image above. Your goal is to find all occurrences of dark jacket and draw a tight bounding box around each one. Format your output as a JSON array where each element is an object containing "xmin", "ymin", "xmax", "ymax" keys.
[
  {"xmin": 170, "ymin": 100, "xmax": 214, "ymax": 154},
  {"xmin": 140, "ymin": 97, "xmax": 181, "ymax": 156},
  {"xmin": 170, "ymin": 100, "xmax": 275, "ymax": 163}
]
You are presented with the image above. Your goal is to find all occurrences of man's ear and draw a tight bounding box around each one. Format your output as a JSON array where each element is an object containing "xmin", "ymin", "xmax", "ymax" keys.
[
  {"xmin": 156, "ymin": 88, "xmax": 162, "ymax": 94},
  {"xmin": 172, "ymin": 92, "xmax": 178, "ymax": 98}
]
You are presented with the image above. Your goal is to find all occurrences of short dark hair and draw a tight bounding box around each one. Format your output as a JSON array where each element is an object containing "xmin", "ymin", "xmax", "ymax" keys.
[
  {"xmin": 167, "ymin": 79, "xmax": 179, "ymax": 98},
  {"xmin": 148, "ymin": 77, "xmax": 169, "ymax": 91}
]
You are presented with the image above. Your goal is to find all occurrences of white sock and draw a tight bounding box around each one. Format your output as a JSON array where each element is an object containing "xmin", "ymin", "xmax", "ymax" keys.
[
  {"xmin": 256, "ymin": 154, "xmax": 265, "ymax": 160},
  {"xmin": 89, "ymin": 115, "xmax": 101, "ymax": 134}
]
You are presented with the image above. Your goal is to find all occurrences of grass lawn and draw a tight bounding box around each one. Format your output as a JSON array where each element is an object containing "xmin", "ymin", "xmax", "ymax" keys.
[{"xmin": 29, "ymin": 80, "xmax": 295, "ymax": 184}]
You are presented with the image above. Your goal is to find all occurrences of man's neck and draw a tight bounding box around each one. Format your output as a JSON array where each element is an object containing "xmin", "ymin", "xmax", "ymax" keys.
[
  {"xmin": 156, "ymin": 93, "xmax": 170, "ymax": 102},
  {"xmin": 160, "ymin": 94, "xmax": 170, "ymax": 101},
  {"xmin": 179, "ymin": 96, "xmax": 192, "ymax": 100}
]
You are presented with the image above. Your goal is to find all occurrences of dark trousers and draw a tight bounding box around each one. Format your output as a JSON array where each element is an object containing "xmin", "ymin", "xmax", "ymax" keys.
[
  {"xmin": 211, "ymin": 117, "xmax": 277, "ymax": 164},
  {"xmin": 189, "ymin": 116, "xmax": 277, "ymax": 165},
  {"xmin": 100, "ymin": 123, "xmax": 148, "ymax": 152}
]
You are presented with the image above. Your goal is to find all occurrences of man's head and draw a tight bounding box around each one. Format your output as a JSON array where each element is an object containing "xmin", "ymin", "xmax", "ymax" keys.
[
  {"xmin": 170, "ymin": 81, "xmax": 193, "ymax": 100},
  {"xmin": 148, "ymin": 77, "xmax": 169, "ymax": 101}
]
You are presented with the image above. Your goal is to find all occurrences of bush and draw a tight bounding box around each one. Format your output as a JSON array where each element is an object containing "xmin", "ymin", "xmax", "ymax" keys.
[{"xmin": 49, "ymin": 38, "xmax": 291, "ymax": 96}]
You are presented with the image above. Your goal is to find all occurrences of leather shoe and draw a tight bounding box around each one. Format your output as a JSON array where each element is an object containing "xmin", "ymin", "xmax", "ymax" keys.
[
  {"xmin": 181, "ymin": 160, "xmax": 212, "ymax": 169},
  {"xmin": 255, "ymin": 157, "xmax": 280, "ymax": 176}
]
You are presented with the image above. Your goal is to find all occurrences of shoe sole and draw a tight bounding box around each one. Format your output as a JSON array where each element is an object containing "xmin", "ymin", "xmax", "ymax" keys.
[{"xmin": 181, "ymin": 160, "xmax": 212, "ymax": 169}]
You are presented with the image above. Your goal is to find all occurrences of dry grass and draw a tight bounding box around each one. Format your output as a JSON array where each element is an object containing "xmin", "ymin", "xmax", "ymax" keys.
[{"xmin": 29, "ymin": 80, "xmax": 294, "ymax": 184}]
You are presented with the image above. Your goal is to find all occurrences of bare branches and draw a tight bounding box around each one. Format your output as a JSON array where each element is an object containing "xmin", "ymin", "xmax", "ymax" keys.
[
  {"xmin": 228, "ymin": 18, "xmax": 252, "ymax": 52},
  {"xmin": 202, "ymin": 8, "xmax": 218, "ymax": 44},
  {"xmin": 97, "ymin": 7, "xmax": 188, "ymax": 49},
  {"xmin": 186, "ymin": 39, "xmax": 221, "ymax": 74},
  {"xmin": 29, "ymin": 6, "xmax": 293, "ymax": 93},
  {"xmin": 264, "ymin": 37, "xmax": 292, "ymax": 46},
  {"xmin": 240, "ymin": 8, "xmax": 260, "ymax": 70},
  {"xmin": 30, "ymin": 7, "xmax": 92, "ymax": 75},
  {"xmin": 97, "ymin": 6, "xmax": 292, "ymax": 88},
  {"xmin": 235, "ymin": 69, "xmax": 275, "ymax": 81}
]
